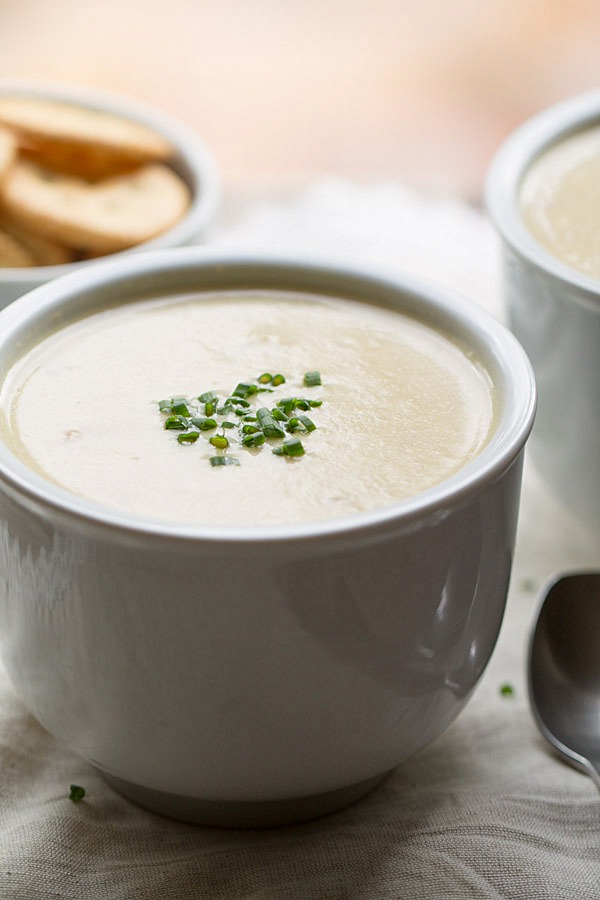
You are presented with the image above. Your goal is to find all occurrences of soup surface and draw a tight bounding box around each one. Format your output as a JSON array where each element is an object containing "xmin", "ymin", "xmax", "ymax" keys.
[
  {"xmin": 0, "ymin": 291, "xmax": 495, "ymax": 526},
  {"xmin": 520, "ymin": 125, "xmax": 600, "ymax": 279}
]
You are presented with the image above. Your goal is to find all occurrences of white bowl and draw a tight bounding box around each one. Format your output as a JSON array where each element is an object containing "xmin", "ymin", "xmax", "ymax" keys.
[
  {"xmin": 0, "ymin": 249, "xmax": 535, "ymax": 826},
  {"xmin": 0, "ymin": 80, "xmax": 219, "ymax": 309},
  {"xmin": 486, "ymin": 89, "xmax": 600, "ymax": 532}
]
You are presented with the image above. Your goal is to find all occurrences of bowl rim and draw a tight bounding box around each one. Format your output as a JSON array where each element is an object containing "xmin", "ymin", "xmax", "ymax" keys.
[
  {"xmin": 0, "ymin": 247, "xmax": 536, "ymax": 546},
  {"xmin": 0, "ymin": 78, "xmax": 220, "ymax": 282},
  {"xmin": 485, "ymin": 87, "xmax": 600, "ymax": 311}
]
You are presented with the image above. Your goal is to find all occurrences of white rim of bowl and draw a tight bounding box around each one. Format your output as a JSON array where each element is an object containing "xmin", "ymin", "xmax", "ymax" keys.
[
  {"xmin": 0, "ymin": 79, "xmax": 220, "ymax": 281},
  {"xmin": 0, "ymin": 247, "xmax": 536, "ymax": 547},
  {"xmin": 486, "ymin": 87, "xmax": 600, "ymax": 312}
]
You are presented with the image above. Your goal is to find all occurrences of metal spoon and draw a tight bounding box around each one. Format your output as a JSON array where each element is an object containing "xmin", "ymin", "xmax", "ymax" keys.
[{"xmin": 528, "ymin": 572, "xmax": 600, "ymax": 791}]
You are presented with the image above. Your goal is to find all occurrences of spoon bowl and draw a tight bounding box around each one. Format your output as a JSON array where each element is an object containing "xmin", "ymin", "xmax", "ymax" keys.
[{"xmin": 528, "ymin": 572, "xmax": 600, "ymax": 790}]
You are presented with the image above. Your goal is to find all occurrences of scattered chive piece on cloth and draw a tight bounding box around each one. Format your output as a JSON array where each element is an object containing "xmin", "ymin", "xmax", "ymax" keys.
[
  {"xmin": 69, "ymin": 785, "xmax": 85, "ymax": 802},
  {"xmin": 500, "ymin": 683, "xmax": 515, "ymax": 698}
]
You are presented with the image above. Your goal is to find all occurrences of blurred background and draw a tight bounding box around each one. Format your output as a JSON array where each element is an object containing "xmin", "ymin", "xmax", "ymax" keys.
[{"xmin": 1, "ymin": 0, "xmax": 599, "ymax": 201}]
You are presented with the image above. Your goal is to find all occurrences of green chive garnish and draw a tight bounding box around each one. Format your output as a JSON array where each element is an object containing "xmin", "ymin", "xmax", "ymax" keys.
[
  {"xmin": 209, "ymin": 456, "xmax": 239, "ymax": 467},
  {"xmin": 286, "ymin": 438, "xmax": 305, "ymax": 456},
  {"xmin": 277, "ymin": 397, "xmax": 297, "ymax": 415},
  {"xmin": 191, "ymin": 417, "xmax": 217, "ymax": 431},
  {"xmin": 304, "ymin": 371, "xmax": 321, "ymax": 387},
  {"xmin": 233, "ymin": 382, "xmax": 258, "ymax": 399},
  {"xmin": 161, "ymin": 371, "xmax": 321, "ymax": 465},
  {"xmin": 164, "ymin": 415, "xmax": 188, "ymax": 430},
  {"xmin": 298, "ymin": 415, "xmax": 316, "ymax": 432},
  {"xmin": 273, "ymin": 437, "xmax": 305, "ymax": 457},
  {"xmin": 257, "ymin": 407, "xmax": 285, "ymax": 438},
  {"xmin": 171, "ymin": 400, "xmax": 191, "ymax": 417},
  {"xmin": 69, "ymin": 784, "xmax": 85, "ymax": 802},
  {"xmin": 178, "ymin": 432, "xmax": 199, "ymax": 444},
  {"xmin": 500, "ymin": 683, "xmax": 515, "ymax": 698},
  {"xmin": 242, "ymin": 432, "xmax": 266, "ymax": 448}
]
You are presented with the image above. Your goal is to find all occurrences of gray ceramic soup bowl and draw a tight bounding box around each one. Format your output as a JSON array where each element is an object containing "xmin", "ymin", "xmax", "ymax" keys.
[
  {"xmin": 0, "ymin": 80, "xmax": 219, "ymax": 310},
  {"xmin": 486, "ymin": 89, "xmax": 600, "ymax": 532},
  {"xmin": 0, "ymin": 250, "xmax": 535, "ymax": 826}
]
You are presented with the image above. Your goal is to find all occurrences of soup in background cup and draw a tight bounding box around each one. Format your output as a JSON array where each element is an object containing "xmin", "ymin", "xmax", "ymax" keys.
[
  {"xmin": 0, "ymin": 250, "xmax": 535, "ymax": 826},
  {"xmin": 0, "ymin": 80, "xmax": 219, "ymax": 310},
  {"xmin": 486, "ymin": 89, "xmax": 600, "ymax": 532}
]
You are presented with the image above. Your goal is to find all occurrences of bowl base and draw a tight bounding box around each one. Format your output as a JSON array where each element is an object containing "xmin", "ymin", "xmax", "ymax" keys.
[{"xmin": 101, "ymin": 769, "xmax": 389, "ymax": 828}]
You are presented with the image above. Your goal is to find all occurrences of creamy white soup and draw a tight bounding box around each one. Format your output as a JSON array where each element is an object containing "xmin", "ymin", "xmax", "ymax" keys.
[
  {"xmin": 520, "ymin": 125, "xmax": 600, "ymax": 279},
  {"xmin": 0, "ymin": 291, "xmax": 495, "ymax": 527}
]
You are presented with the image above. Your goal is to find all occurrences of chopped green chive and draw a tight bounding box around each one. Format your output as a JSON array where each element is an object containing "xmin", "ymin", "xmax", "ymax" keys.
[
  {"xmin": 242, "ymin": 432, "xmax": 266, "ymax": 448},
  {"xmin": 191, "ymin": 417, "xmax": 217, "ymax": 431},
  {"xmin": 273, "ymin": 437, "xmax": 305, "ymax": 457},
  {"xmin": 277, "ymin": 397, "xmax": 297, "ymax": 415},
  {"xmin": 178, "ymin": 432, "xmax": 199, "ymax": 444},
  {"xmin": 210, "ymin": 456, "xmax": 239, "ymax": 467},
  {"xmin": 164, "ymin": 415, "xmax": 189, "ymax": 430},
  {"xmin": 257, "ymin": 407, "xmax": 285, "ymax": 438},
  {"xmin": 500, "ymin": 683, "xmax": 515, "ymax": 698},
  {"xmin": 69, "ymin": 784, "xmax": 85, "ymax": 802},
  {"xmin": 171, "ymin": 400, "xmax": 191, "ymax": 417},
  {"xmin": 233, "ymin": 382, "xmax": 258, "ymax": 399},
  {"xmin": 298, "ymin": 415, "xmax": 316, "ymax": 432},
  {"xmin": 161, "ymin": 372, "xmax": 322, "ymax": 465},
  {"xmin": 304, "ymin": 371, "xmax": 321, "ymax": 387}
]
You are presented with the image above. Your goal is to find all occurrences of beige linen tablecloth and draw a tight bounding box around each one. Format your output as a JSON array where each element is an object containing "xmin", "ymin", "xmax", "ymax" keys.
[{"xmin": 1, "ymin": 181, "xmax": 599, "ymax": 899}]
